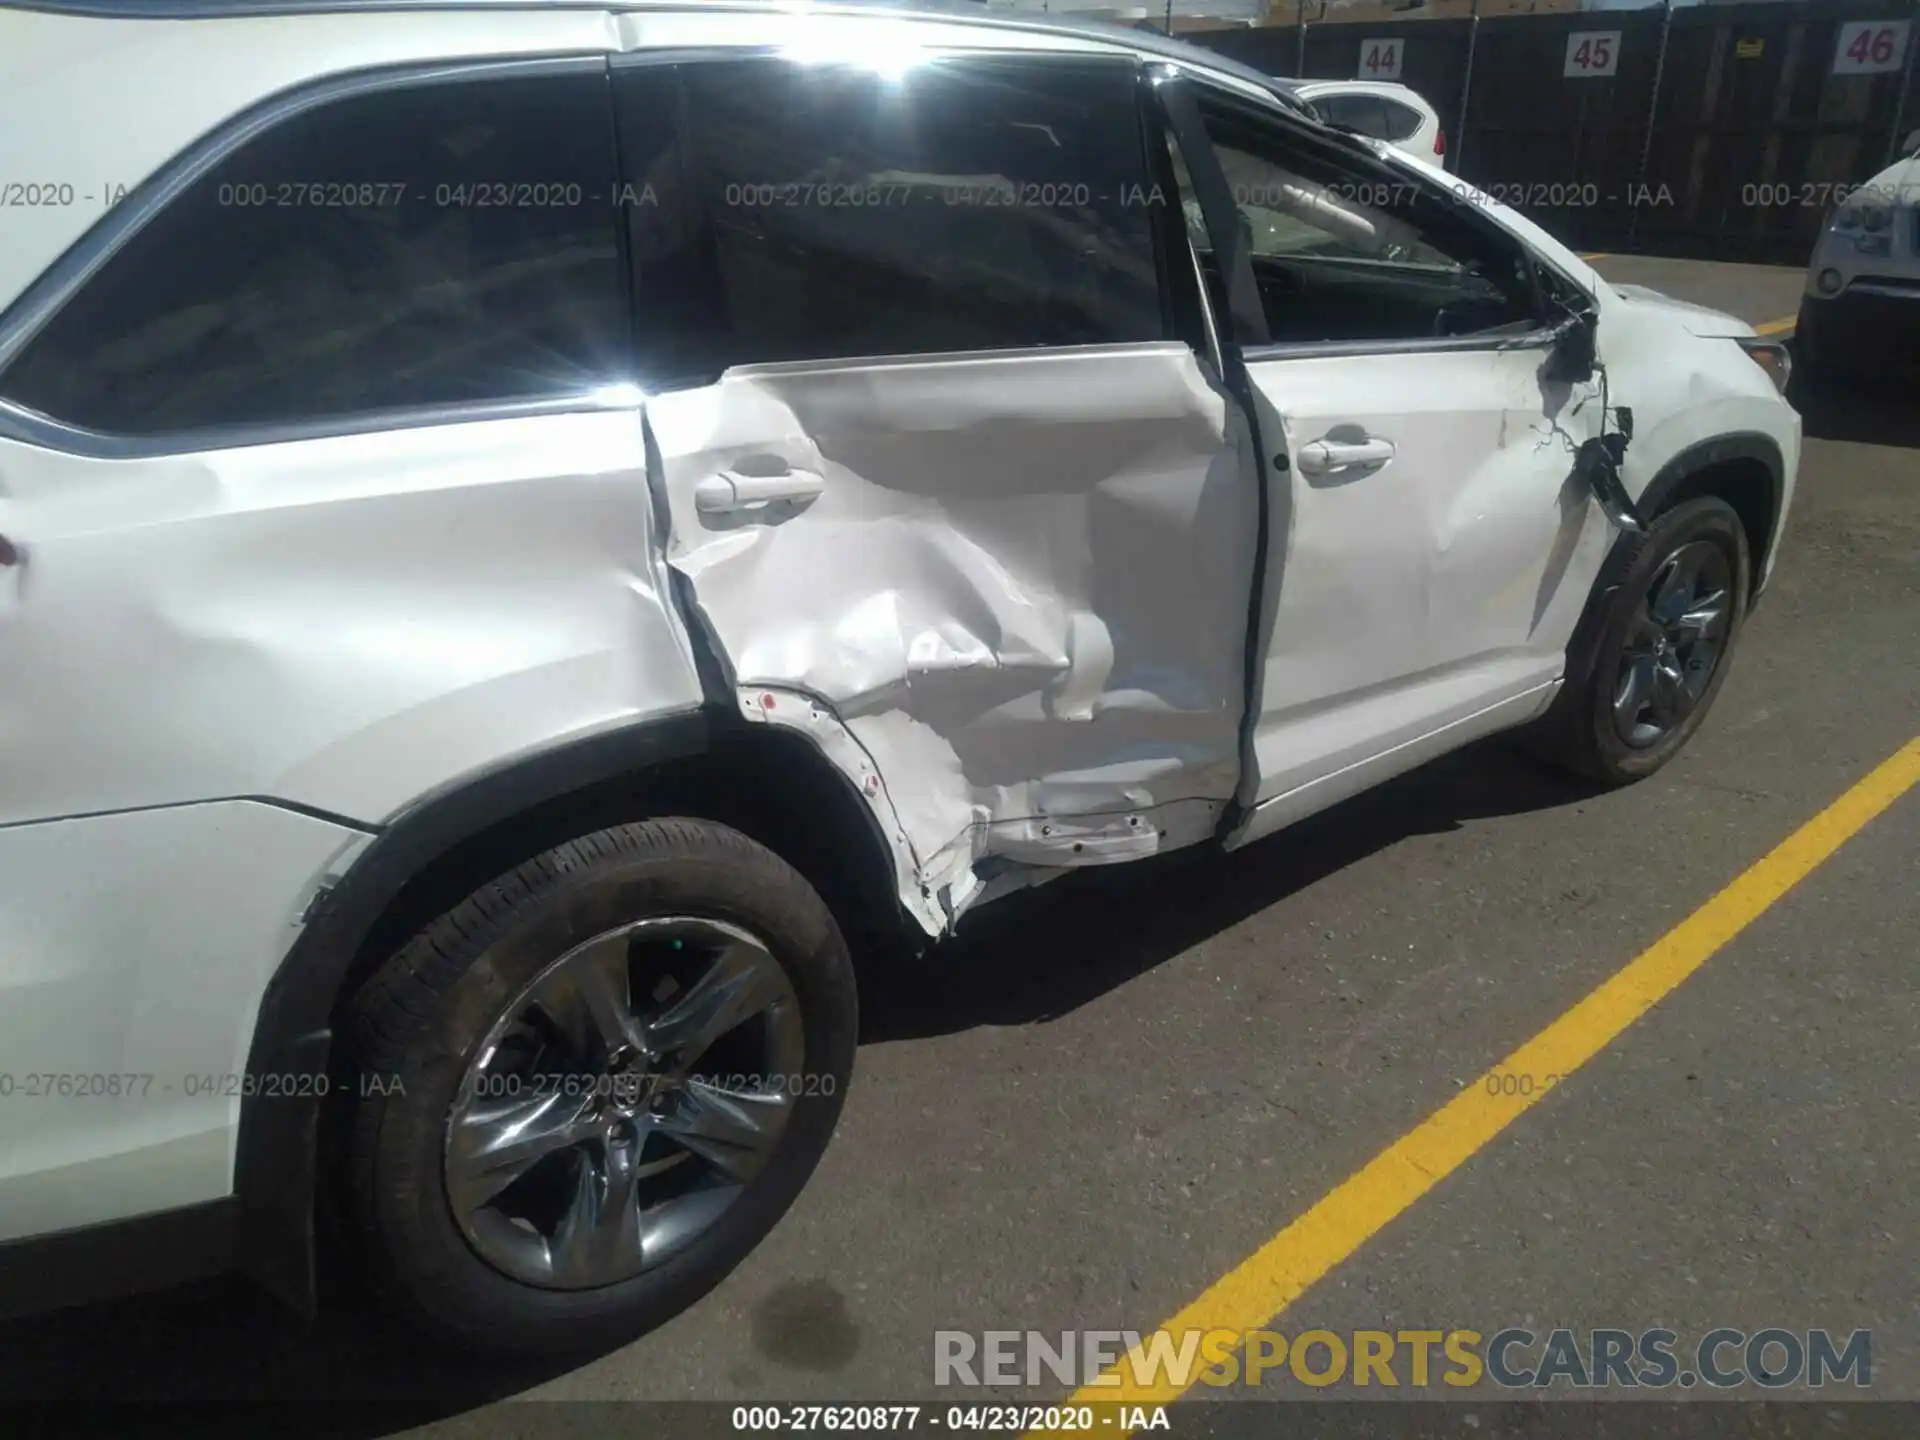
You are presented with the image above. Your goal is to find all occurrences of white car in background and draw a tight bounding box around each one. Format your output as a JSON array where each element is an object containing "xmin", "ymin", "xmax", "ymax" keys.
[
  {"xmin": 1796, "ymin": 130, "xmax": 1920, "ymax": 385},
  {"xmin": 1287, "ymin": 79, "xmax": 1447, "ymax": 169}
]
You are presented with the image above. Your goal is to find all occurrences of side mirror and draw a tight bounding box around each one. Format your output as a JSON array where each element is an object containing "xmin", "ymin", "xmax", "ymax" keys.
[
  {"xmin": 1904, "ymin": 129, "xmax": 1920, "ymax": 160},
  {"xmin": 1544, "ymin": 308, "xmax": 1598, "ymax": 384}
]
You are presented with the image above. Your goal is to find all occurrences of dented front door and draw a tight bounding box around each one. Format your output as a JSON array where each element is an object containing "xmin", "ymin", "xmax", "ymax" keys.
[{"xmin": 647, "ymin": 347, "xmax": 1257, "ymax": 922}]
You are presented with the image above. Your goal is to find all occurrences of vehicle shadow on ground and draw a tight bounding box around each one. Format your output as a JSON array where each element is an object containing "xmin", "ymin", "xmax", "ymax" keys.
[
  {"xmin": 1789, "ymin": 372, "xmax": 1920, "ymax": 451},
  {"xmin": 0, "ymin": 738, "xmax": 1600, "ymax": 1432},
  {"xmin": 861, "ymin": 735, "xmax": 1603, "ymax": 1043}
]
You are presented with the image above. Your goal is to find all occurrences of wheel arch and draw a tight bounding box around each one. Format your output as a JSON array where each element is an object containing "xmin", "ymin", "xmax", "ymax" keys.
[
  {"xmin": 233, "ymin": 705, "xmax": 911, "ymax": 1315},
  {"xmin": 1634, "ymin": 432, "xmax": 1783, "ymax": 603}
]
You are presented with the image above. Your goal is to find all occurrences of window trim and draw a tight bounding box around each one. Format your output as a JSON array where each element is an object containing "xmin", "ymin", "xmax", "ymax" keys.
[
  {"xmin": 0, "ymin": 53, "xmax": 623, "ymax": 457},
  {"xmin": 1241, "ymin": 330, "xmax": 1556, "ymax": 365},
  {"xmin": 1177, "ymin": 76, "xmax": 1567, "ymax": 364}
]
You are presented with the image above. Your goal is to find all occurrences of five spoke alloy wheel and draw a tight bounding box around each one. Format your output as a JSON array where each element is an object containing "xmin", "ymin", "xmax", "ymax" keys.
[
  {"xmin": 1521, "ymin": 494, "xmax": 1749, "ymax": 786},
  {"xmin": 446, "ymin": 918, "xmax": 804, "ymax": 1290},
  {"xmin": 345, "ymin": 818, "xmax": 857, "ymax": 1353},
  {"xmin": 1611, "ymin": 539, "xmax": 1733, "ymax": 749}
]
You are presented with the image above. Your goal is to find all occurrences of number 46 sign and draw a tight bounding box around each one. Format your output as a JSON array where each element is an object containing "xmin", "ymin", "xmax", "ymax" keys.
[{"xmin": 1833, "ymin": 20, "xmax": 1910, "ymax": 76}]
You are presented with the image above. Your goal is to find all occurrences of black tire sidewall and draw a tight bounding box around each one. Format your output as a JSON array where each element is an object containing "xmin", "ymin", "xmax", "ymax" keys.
[
  {"xmin": 350, "ymin": 823, "xmax": 857, "ymax": 1354},
  {"xmin": 1585, "ymin": 498, "xmax": 1750, "ymax": 784}
]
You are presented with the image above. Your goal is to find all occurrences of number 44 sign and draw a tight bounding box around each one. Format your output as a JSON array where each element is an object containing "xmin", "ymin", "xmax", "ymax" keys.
[
  {"xmin": 1360, "ymin": 37, "xmax": 1403, "ymax": 81},
  {"xmin": 1565, "ymin": 31, "xmax": 1621, "ymax": 78},
  {"xmin": 1833, "ymin": 20, "xmax": 1910, "ymax": 76}
]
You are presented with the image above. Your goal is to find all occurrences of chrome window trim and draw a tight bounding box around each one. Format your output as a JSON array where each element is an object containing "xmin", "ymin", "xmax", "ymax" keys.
[
  {"xmin": 712, "ymin": 340, "xmax": 1195, "ymax": 382},
  {"xmin": 1241, "ymin": 331, "xmax": 1556, "ymax": 364},
  {"xmin": 0, "ymin": 53, "xmax": 615, "ymax": 446}
]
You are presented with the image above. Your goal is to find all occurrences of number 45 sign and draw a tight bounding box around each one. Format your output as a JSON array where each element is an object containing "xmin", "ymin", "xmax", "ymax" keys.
[
  {"xmin": 1833, "ymin": 20, "xmax": 1910, "ymax": 76},
  {"xmin": 1564, "ymin": 31, "xmax": 1621, "ymax": 78}
]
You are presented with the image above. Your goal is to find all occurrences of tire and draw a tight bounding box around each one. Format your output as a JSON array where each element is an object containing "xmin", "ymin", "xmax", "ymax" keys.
[
  {"xmin": 1525, "ymin": 496, "xmax": 1750, "ymax": 787},
  {"xmin": 343, "ymin": 818, "xmax": 857, "ymax": 1356}
]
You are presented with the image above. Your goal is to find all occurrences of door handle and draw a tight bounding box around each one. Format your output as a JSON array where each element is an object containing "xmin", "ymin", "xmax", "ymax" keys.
[
  {"xmin": 693, "ymin": 467, "xmax": 826, "ymax": 515},
  {"xmin": 1295, "ymin": 436, "xmax": 1396, "ymax": 477}
]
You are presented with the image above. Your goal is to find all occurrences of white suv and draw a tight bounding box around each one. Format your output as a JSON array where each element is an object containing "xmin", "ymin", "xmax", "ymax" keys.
[
  {"xmin": 0, "ymin": 0, "xmax": 1799, "ymax": 1355},
  {"xmin": 1796, "ymin": 131, "xmax": 1920, "ymax": 385}
]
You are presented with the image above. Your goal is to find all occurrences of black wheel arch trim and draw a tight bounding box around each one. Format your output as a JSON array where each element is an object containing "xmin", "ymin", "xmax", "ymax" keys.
[
  {"xmin": 1635, "ymin": 431, "xmax": 1784, "ymax": 543},
  {"xmin": 232, "ymin": 705, "xmax": 712, "ymax": 1316},
  {"xmin": 1561, "ymin": 431, "xmax": 1784, "ymax": 696}
]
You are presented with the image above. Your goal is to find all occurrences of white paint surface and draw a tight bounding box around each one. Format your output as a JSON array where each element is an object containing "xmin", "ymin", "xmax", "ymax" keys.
[{"xmin": 0, "ymin": 802, "xmax": 369, "ymax": 1240}]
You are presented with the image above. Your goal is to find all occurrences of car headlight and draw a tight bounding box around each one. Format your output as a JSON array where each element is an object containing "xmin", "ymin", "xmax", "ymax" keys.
[
  {"xmin": 1736, "ymin": 337, "xmax": 1792, "ymax": 395},
  {"xmin": 1832, "ymin": 190, "xmax": 1894, "ymax": 254}
]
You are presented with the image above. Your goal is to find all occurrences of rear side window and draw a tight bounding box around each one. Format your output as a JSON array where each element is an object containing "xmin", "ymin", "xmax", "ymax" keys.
[
  {"xmin": 1380, "ymin": 99, "xmax": 1426, "ymax": 143},
  {"xmin": 1315, "ymin": 93, "xmax": 1390, "ymax": 140},
  {"xmin": 615, "ymin": 55, "xmax": 1163, "ymax": 386},
  {"xmin": 0, "ymin": 69, "xmax": 627, "ymax": 436}
]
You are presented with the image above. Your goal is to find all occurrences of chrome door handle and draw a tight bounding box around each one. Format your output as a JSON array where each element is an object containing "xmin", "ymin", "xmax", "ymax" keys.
[
  {"xmin": 1296, "ymin": 437, "xmax": 1396, "ymax": 476},
  {"xmin": 694, "ymin": 468, "xmax": 826, "ymax": 515}
]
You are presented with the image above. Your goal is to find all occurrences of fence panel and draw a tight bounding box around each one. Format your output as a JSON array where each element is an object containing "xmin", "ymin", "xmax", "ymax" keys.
[
  {"xmin": 1187, "ymin": 0, "xmax": 1918, "ymax": 264},
  {"xmin": 1635, "ymin": 0, "xmax": 1918, "ymax": 261},
  {"xmin": 1452, "ymin": 10, "xmax": 1668, "ymax": 253}
]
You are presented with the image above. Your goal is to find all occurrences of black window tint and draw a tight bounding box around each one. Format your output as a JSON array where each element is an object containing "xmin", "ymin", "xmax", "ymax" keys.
[
  {"xmin": 1318, "ymin": 94, "xmax": 1390, "ymax": 140},
  {"xmin": 1380, "ymin": 100, "xmax": 1425, "ymax": 143},
  {"xmin": 1, "ymin": 70, "xmax": 627, "ymax": 436},
  {"xmin": 616, "ymin": 56, "xmax": 1162, "ymax": 385}
]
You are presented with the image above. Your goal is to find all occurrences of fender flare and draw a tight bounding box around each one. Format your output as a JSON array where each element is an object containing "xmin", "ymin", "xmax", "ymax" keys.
[
  {"xmin": 232, "ymin": 707, "xmax": 711, "ymax": 1314},
  {"xmin": 1633, "ymin": 431, "xmax": 1784, "ymax": 560}
]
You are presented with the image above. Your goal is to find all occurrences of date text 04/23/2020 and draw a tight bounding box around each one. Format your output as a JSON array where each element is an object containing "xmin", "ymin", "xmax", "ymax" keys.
[{"xmin": 730, "ymin": 1406, "xmax": 1170, "ymax": 1432}]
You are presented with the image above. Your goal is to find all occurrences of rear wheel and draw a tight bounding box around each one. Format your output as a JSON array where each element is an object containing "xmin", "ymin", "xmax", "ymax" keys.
[
  {"xmin": 1527, "ymin": 497, "xmax": 1749, "ymax": 786},
  {"xmin": 344, "ymin": 818, "xmax": 857, "ymax": 1355}
]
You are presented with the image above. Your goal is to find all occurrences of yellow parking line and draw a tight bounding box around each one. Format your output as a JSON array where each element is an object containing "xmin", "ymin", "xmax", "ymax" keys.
[
  {"xmin": 1051, "ymin": 737, "xmax": 1920, "ymax": 1427},
  {"xmin": 1755, "ymin": 315, "xmax": 1797, "ymax": 336},
  {"xmin": 1579, "ymin": 251, "xmax": 1607, "ymax": 260}
]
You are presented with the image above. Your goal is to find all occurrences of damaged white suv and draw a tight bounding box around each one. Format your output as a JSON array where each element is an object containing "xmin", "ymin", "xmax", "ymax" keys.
[{"xmin": 0, "ymin": 0, "xmax": 1798, "ymax": 1354}]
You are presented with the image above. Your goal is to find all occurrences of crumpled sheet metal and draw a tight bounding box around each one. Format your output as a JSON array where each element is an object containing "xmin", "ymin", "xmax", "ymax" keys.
[{"xmin": 652, "ymin": 344, "xmax": 1257, "ymax": 931}]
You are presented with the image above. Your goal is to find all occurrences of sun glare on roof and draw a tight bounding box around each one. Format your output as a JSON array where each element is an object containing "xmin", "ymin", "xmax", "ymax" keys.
[{"xmin": 781, "ymin": 20, "xmax": 930, "ymax": 82}]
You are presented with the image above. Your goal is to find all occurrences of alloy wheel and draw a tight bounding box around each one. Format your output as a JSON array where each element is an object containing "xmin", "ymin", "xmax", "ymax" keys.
[
  {"xmin": 1611, "ymin": 539, "xmax": 1733, "ymax": 749},
  {"xmin": 443, "ymin": 917, "xmax": 804, "ymax": 1290}
]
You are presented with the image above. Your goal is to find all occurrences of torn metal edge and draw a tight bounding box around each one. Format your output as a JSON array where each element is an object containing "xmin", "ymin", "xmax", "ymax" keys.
[{"xmin": 733, "ymin": 683, "xmax": 955, "ymax": 940}]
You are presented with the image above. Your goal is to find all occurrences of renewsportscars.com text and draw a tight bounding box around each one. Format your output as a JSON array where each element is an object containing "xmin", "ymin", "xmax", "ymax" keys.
[{"xmin": 934, "ymin": 1327, "xmax": 1871, "ymax": 1390}]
